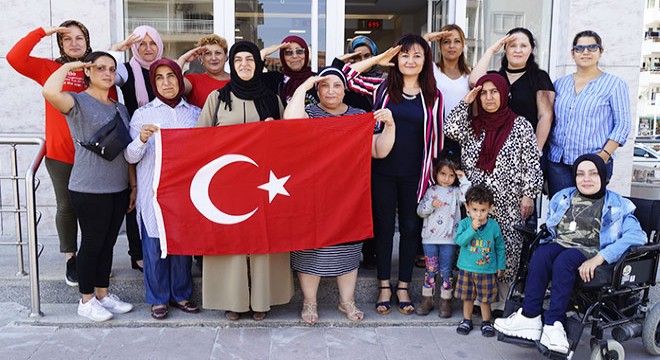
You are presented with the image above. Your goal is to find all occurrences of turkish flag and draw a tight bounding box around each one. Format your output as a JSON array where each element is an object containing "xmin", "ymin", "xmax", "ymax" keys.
[{"xmin": 153, "ymin": 113, "xmax": 374, "ymax": 256}]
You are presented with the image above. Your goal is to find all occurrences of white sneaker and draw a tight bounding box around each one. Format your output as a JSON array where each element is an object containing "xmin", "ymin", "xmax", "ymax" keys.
[
  {"xmin": 77, "ymin": 297, "xmax": 113, "ymax": 322},
  {"xmin": 493, "ymin": 308, "xmax": 542, "ymax": 340},
  {"xmin": 540, "ymin": 321, "xmax": 570, "ymax": 354},
  {"xmin": 98, "ymin": 293, "xmax": 133, "ymax": 314}
]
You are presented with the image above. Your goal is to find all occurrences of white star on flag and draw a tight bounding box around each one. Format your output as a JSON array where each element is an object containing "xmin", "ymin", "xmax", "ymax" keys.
[{"xmin": 257, "ymin": 171, "xmax": 291, "ymax": 203}]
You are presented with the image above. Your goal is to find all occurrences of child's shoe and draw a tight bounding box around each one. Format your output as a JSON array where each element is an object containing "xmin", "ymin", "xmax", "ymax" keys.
[
  {"xmin": 456, "ymin": 319, "xmax": 473, "ymax": 335},
  {"xmin": 438, "ymin": 287, "xmax": 453, "ymax": 318},
  {"xmin": 481, "ymin": 320, "xmax": 495, "ymax": 337},
  {"xmin": 493, "ymin": 308, "xmax": 542, "ymax": 341},
  {"xmin": 416, "ymin": 287, "xmax": 434, "ymax": 316},
  {"xmin": 438, "ymin": 298, "xmax": 453, "ymax": 318}
]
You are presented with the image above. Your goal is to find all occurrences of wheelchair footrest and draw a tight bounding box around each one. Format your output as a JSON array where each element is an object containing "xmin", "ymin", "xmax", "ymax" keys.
[
  {"xmin": 496, "ymin": 332, "xmax": 537, "ymax": 348},
  {"xmin": 536, "ymin": 342, "xmax": 571, "ymax": 360}
]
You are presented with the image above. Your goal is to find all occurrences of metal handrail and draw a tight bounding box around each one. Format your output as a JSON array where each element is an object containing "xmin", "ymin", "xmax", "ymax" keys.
[{"xmin": 0, "ymin": 136, "xmax": 46, "ymax": 317}]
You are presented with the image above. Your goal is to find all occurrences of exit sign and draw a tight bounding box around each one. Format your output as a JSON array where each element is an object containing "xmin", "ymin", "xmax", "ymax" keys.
[{"xmin": 358, "ymin": 19, "xmax": 383, "ymax": 30}]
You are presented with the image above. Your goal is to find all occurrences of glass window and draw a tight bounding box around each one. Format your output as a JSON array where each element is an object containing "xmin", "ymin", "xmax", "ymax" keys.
[
  {"xmin": 236, "ymin": 0, "xmax": 327, "ymax": 72},
  {"xmin": 124, "ymin": 0, "xmax": 214, "ymax": 63},
  {"xmin": 430, "ymin": 0, "xmax": 553, "ymax": 71},
  {"xmin": 344, "ymin": 1, "xmax": 428, "ymax": 59}
]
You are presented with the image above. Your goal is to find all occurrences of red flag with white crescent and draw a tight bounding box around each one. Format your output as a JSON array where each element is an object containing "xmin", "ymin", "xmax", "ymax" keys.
[{"xmin": 153, "ymin": 113, "xmax": 374, "ymax": 257}]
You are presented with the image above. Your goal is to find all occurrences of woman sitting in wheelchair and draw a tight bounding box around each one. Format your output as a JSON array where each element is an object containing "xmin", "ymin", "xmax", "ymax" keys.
[{"xmin": 494, "ymin": 153, "xmax": 647, "ymax": 354}]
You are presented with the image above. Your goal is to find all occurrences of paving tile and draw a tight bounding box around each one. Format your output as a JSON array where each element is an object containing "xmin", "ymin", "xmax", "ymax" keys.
[
  {"xmin": 211, "ymin": 328, "xmax": 272, "ymax": 360},
  {"xmin": 150, "ymin": 327, "xmax": 217, "ymax": 360},
  {"xmin": 325, "ymin": 328, "xmax": 385, "ymax": 360},
  {"xmin": 429, "ymin": 326, "xmax": 506, "ymax": 360},
  {"xmin": 92, "ymin": 327, "xmax": 162, "ymax": 360},
  {"xmin": 377, "ymin": 327, "xmax": 440, "ymax": 359},
  {"xmin": 29, "ymin": 328, "xmax": 110, "ymax": 360},
  {"xmin": 270, "ymin": 327, "xmax": 327, "ymax": 360},
  {"xmin": 0, "ymin": 325, "xmax": 57, "ymax": 360}
]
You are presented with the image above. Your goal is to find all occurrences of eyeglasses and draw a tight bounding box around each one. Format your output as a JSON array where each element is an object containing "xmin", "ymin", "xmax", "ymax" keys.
[
  {"xmin": 572, "ymin": 44, "xmax": 601, "ymax": 53},
  {"xmin": 283, "ymin": 49, "xmax": 305, "ymax": 56}
]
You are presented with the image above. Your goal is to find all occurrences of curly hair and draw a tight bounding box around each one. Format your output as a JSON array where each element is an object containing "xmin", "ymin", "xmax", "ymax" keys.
[{"xmin": 196, "ymin": 34, "xmax": 228, "ymax": 54}]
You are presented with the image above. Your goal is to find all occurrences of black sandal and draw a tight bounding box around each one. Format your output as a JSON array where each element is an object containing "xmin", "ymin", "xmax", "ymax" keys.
[
  {"xmin": 456, "ymin": 319, "xmax": 473, "ymax": 335},
  {"xmin": 375, "ymin": 285, "xmax": 392, "ymax": 315},
  {"xmin": 481, "ymin": 320, "xmax": 495, "ymax": 337},
  {"xmin": 395, "ymin": 287, "xmax": 415, "ymax": 315}
]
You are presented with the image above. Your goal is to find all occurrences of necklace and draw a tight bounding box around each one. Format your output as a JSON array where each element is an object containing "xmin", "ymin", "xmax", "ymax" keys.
[
  {"xmin": 402, "ymin": 92, "xmax": 418, "ymax": 100},
  {"xmin": 568, "ymin": 198, "xmax": 598, "ymax": 231},
  {"xmin": 506, "ymin": 67, "xmax": 527, "ymax": 74}
]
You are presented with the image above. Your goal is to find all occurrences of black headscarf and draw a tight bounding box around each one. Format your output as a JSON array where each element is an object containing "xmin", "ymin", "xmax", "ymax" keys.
[
  {"xmin": 572, "ymin": 153, "xmax": 608, "ymax": 199},
  {"xmin": 55, "ymin": 20, "xmax": 92, "ymax": 64},
  {"xmin": 217, "ymin": 41, "xmax": 281, "ymax": 120}
]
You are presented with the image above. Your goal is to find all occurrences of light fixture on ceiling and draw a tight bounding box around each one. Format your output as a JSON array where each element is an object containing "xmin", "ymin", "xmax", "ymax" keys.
[
  {"xmin": 289, "ymin": 29, "xmax": 306, "ymax": 34},
  {"xmin": 354, "ymin": 30, "xmax": 372, "ymax": 35},
  {"xmin": 235, "ymin": 36, "xmax": 244, "ymax": 39}
]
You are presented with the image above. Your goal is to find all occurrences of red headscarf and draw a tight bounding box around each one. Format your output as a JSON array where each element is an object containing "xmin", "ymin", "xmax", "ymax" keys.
[
  {"xmin": 148, "ymin": 59, "xmax": 185, "ymax": 108},
  {"xmin": 279, "ymin": 36, "xmax": 315, "ymax": 103},
  {"xmin": 472, "ymin": 73, "xmax": 518, "ymax": 173}
]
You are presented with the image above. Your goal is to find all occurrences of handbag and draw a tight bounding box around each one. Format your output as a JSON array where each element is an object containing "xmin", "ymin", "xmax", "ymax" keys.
[{"xmin": 78, "ymin": 104, "xmax": 132, "ymax": 161}]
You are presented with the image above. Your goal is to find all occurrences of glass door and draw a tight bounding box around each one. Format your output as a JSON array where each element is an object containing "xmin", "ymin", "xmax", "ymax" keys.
[{"xmin": 235, "ymin": 0, "xmax": 327, "ymax": 71}]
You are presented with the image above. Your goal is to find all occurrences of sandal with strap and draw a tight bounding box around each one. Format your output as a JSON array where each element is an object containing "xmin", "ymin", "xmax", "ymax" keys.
[
  {"xmin": 169, "ymin": 301, "xmax": 200, "ymax": 313},
  {"xmin": 151, "ymin": 305, "xmax": 168, "ymax": 320},
  {"xmin": 456, "ymin": 319, "xmax": 473, "ymax": 335},
  {"xmin": 301, "ymin": 303, "xmax": 318, "ymax": 324},
  {"xmin": 375, "ymin": 285, "xmax": 392, "ymax": 315},
  {"xmin": 339, "ymin": 301, "xmax": 364, "ymax": 321},
  {"xmin": 395, "ymin": 287, "xmax": 415, "ymax": 315}
]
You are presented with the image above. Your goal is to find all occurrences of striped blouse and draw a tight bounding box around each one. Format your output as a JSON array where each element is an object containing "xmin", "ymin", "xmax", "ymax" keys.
[
  {"xmin": 124, "ymin": 98, "xmax": 201, "ymax": 239},
  {"xmin": 549, "ymin": 72, "xmax": 630, "ymax": 165}
]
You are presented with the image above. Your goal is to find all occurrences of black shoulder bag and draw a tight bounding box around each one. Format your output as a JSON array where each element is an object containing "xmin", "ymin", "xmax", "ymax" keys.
[{"xmin": 78, "ymin": 104, "xmax": 132, "ymax": 161}]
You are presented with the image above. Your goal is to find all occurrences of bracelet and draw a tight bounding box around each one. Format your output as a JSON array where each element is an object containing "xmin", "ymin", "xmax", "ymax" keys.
[{"xmin": 602, "ymin": 148, "xmax": 612, "ymax": 157}]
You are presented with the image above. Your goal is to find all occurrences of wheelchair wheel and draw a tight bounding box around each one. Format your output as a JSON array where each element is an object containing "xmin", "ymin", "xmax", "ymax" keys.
[
  {"xmin": 589, "ymin": 340, "xmax": 625, "ymax": 360},
  {"xmin": 643, "ymin": 302, "xmax": 660, "ymax": 355}
]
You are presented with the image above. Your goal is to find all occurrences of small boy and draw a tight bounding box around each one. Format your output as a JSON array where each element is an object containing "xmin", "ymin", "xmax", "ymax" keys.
[{"xmin": 454, "ymin": 184, "xmax": 505, "ymax": 337}]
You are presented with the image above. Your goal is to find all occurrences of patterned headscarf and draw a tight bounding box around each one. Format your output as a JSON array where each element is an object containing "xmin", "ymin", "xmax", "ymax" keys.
[{"xmin": 54, "ymin": 20, "xmax": 91, "ymax": 64}]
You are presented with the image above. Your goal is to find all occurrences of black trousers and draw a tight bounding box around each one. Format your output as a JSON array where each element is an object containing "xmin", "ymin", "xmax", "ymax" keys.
[
  {"xmin": 125, "ymin": 209, "xmax": 142, "ymax": 261},
  {"xmin": 371, "ymin": 172, "xmax": 422, "ymax": 283},
  {"xmin": 70, "ymin": 189, "xmax": 129, "ymax": 294}
]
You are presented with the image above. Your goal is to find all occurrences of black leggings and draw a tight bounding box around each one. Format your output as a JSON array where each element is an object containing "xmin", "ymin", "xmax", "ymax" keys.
[
  {"xmin": 372, "ymin": 172, "xmax": 422, "ymax": 283},
  {"xmin": 70, "ymin": 189, "xmax": 129, "ymax": 294}
]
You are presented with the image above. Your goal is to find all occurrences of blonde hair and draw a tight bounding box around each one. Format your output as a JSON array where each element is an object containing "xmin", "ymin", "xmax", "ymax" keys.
[{"xmin": 196, "ymin": 34, "xmax": 228, "ymax": 54}]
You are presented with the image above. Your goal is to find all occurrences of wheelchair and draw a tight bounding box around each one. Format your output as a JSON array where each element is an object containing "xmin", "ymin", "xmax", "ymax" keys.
[{"xmin": 497, "ymin": 197, "xmax": 660, "ymax": 360}]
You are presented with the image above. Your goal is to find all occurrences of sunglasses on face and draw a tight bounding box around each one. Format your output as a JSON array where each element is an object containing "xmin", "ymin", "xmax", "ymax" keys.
[
  {"xmin": 283, "ymin": 48, "xmax": 305, "ymax": 56},
  {"xmin": 572, "ymin": 44, "xmax": 601, "ymax": 53}
]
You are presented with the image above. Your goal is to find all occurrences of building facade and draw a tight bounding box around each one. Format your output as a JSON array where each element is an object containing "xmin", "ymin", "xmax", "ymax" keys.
[{"xmin": 0, "ymin": 0, "xmax": 645, "ymax": 235}]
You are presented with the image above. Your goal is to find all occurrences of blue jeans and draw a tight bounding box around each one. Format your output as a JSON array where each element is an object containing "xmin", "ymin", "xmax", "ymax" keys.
[
  {"xmin": 522, "ymin": 242, "xmax": 587, "ymax": 325},
  {"xmin": 546, "ymin": 159, "xmax": 613, "ymax": 199},
  {"xmin": 422, "ymin": 244, "xmax": 457, "ymax": 288},
  {"xmin": 141, "ymin": 221, "xmax": 193, "ymax": 306}
]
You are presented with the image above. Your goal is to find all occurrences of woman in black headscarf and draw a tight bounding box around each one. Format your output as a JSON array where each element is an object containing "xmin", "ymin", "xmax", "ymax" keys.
[
  {"xmin": 494, "ymin": 154, "xmax": 646, "ymax": 354},
  {"xmin": 197, "ymin": 41, "xmax": 282, "ymax": 126},
  {"xmin": 196, "ymin": 41, "xmax": 291, "ymax": 322}
]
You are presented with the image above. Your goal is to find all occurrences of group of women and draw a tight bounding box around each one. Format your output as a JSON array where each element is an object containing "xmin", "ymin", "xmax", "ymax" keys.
[{"xmin": 10, "ymin": 20, "xmax": 634, "ymax": 327}]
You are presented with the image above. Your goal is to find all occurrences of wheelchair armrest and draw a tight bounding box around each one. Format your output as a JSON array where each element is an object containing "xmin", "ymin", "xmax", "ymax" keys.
[
  {"xmin": 576, "ymin": 263, "xmax": 615, "ymax": 289},
  {"xmin": 624, "ymin": 243, "xmax": 660, "ymax": 257}
]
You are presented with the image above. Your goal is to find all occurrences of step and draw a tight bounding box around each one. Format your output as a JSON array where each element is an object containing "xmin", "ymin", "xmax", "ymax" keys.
[
  {"xmin": 0, "ymin": 234, "xmax": 432, "ymax": 307},
  {"xmin": 11, "ymin": 302, "xmax": 467, "ymax": 329}
]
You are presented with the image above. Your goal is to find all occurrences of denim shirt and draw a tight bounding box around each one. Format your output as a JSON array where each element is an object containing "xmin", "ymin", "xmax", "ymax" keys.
[{"xmin": 543, "ymin": 187, "xmax": 646, "ymax": 264}]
